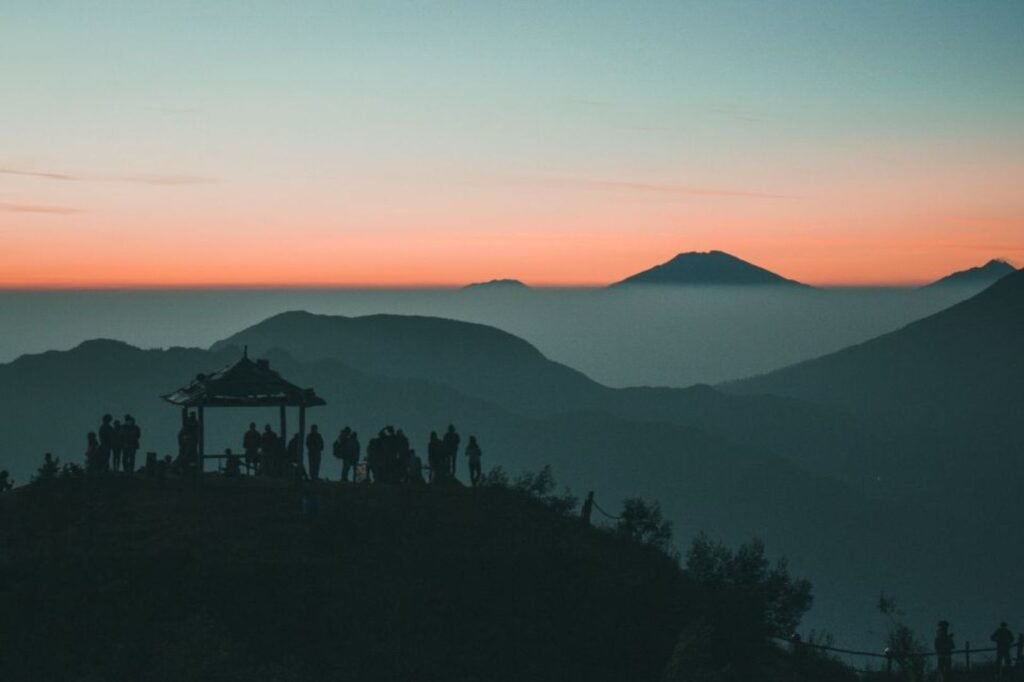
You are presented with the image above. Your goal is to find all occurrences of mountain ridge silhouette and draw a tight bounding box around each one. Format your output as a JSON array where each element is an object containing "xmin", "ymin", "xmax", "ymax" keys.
[{"xmin": 923, "ymin": 258, "xmax": 1016, "ymax": 288}]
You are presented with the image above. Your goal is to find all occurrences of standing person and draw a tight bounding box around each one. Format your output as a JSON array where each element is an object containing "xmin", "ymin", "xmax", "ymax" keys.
[
  {"xmin": 333, "ymin": 427, "xmax": 349, "ymax": 479},
  {"xmin": 407, "ymin": 448, "xmax": 424, "ymax": 484},
  {"xmin": 111, "ymin": 419, "xmax": 124, "ymax": 472},
  {"xmin": 934, "ymin": 621, "xmax": 954, "ymax": 681},
  {"xmin": 427, "ymin": 431, "xmax": 444, "ymax": 483},
  {"xmin": 466, "ymin": 435, "xmax": 483, "ymax": 486},
  {"xmin": 122, "ymin": 414, "xmax": 141, "ymax": 473},
  {"xmin": 98, "ymin": 414, "xmax": 114, "ymax": 472},
  {"xmin": 443, "ymin": 424, "xmax": 460, "ymax": 479},
  {"xmin": 306, "ymin": 425, "xmax": 324, "ymax": 481},
  {"xmin": 581, "ymin": 491, "xmax": 595, "ymax": 526},
  {"xmin": 340, "ymin": 428, "xmax": 361, "ymax": 483},
  {"xmin": 243, "ymin": 422, "xmax": 261, "ymax": 474},
  {"xmin": 367, "ymin": 432, "xmax": 384, "ymax": 484},
  {"xmin": 993, "ymin": 622, "xmax": 1015, "ymax": 673},
  {"xmin": 395, "ymin": 429, "xmax": 411, "ymax": 483},
  {"xmin": 85, "ymin": 432, "xmax": 100, "ymax": 473},
  {"xmin": 286, "ymin": 433, "xmax": 302, "ymax": 478},
  {"xmin": 260, "ymin": 424, "xmax": 278, "ymax": 476}
]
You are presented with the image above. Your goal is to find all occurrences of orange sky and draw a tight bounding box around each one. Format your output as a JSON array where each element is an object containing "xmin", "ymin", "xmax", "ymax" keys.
[{"xmin": 4, "ymin": 2, "xmax": 1023, "ymax": 288}]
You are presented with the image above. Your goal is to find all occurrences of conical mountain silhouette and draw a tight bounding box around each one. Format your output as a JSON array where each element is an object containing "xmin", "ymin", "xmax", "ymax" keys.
[
  {"xmin": 611, "ymin": 250, "xmax": 806, "ymax": 286},
  {"xmin": 923, "ymin": 258, "xmax": 1016, "ymax": 288}
]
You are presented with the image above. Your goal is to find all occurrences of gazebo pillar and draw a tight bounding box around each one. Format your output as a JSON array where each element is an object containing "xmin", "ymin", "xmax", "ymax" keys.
[
  {"xmin": 279, "ymin": 405, "xmax": 287, "ymax": 444},
  {"xmin": 298, "ymin": 405, "xmax": 306, "ymax": 477},
  {"xmin": 198, "ymin": 406, "xmax": 205, "ymax": 476}
]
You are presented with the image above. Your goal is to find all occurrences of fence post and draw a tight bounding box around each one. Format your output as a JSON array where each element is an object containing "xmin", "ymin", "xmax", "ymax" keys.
[
  {"xmin": 886, "ymin": 648, "xmax": 893, "ymax": 677},
  {"xmin": 964, "ymin": 640, "xmax": 970, "ymax": 672}
]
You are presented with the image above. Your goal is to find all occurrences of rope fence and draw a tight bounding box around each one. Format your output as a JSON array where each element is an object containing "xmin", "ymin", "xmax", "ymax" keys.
[
  {"xmin": 591, "ymin": 499, "xmax": 621, "ymax": 520},
  {"xmin": 776, "ymin": 636, "xmax": 1018, "ymax": 677}
]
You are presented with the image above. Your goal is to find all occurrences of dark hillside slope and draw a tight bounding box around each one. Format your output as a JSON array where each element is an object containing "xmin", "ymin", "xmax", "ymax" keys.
[
  {"xmin": 0, "ymin": 477, "xmax": 685, "ymax": 682},
  {"xmin": 213, "ymin": 312, "xmax": 882, "ymax": 485},
  {"xmin": 726, "ymin": 269, "xmax": 1024, "ymax": 462},
  {"xmin": 729, "ymin": 268, "xmax": 1024, "ymax": 428}
]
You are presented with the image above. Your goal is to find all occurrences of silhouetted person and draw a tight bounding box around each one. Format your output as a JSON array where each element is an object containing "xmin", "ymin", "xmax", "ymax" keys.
[
  {"xmin": 427, "ymin": 431, "xmax": 444, "ymax": 483},
  {"xmin": 85, "ymin": 431, "xmax": 100, "ymax": 473},
  {"xmin": 111, "ymin": 419, "xmax": 124, "ymax": 472},
  {"xmin": 466, "ymin": 435, "xmax": 482, "ymax": 486},
  {"xmin": 335, "ymin": 427, "xmax": 360, "ymax": 482},
  {"xmin": 396, "ymin": 428, "xmax": 411, "ymax": 483},
  {"xmin": 122, "ymin": 414, "xmax": 141, "ymax": 473},
  {"xmin": 0, "ymin": 470, "xmax": 12, "ymax": 492},
  {"xmin": 243, "ymin": 422, "xmax": 261, "ymax": 474},
  {"xmin": 224, "ymin": 448, "xmax": 241, "ymax": 477},
  {"xmin": 993, "ymin": 622, "xmax": 1014, "ymax": 672},
  {"xmin": 333, "ymin": 427, "xmax": 348, "ymax": 477},
  {"xmin": 287, "ymin": 433, "xmax": 302, "ymax": 478},
  {"xmin": 443, "ymin": 424, "xmax": 460, "ymax": 478},
  {"xmin": 261, "ymin": 424, "xmax": 279, "ymax": 477},
  {"xmin": 178, "ymin": 412, "xmax": 200, "ymax": 479},
  {"xmin": 935, "ymin": 620, "xmax": 954, "ymax": 680},
  {"xmin": 581, "ymin": 491, "xmax": 594, "ymax": 525},
  {"xmin": 367, "ymin": 432, "xmax": 384, "ymax": 484},
  {"xmin": 407, "ymin": 448, "xmax": 424, "ymax": 484},
  {"xmin": 306, "ymin": 425, "xmax": 324, "ymax": 480},
  {"xmin": 98, "ymin": 414, "xmax": 114, "ymax": 471},
  {"xmin": 381, "ymin": 426, "xmax": 398, "ymax": 483}
]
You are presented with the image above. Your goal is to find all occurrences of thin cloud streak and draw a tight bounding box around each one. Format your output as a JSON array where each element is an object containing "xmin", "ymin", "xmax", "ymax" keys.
[
  {"xmin": 533, "ymin": 177, "xmax": 787, "ymax": 199},
  {"xmin": 0, "ymin": 168, "xmax": 76, "ymax": 181},
  {"xmin": 0, "ymin": 202, "xmax": 80, "ymax": 214},
  {"xmin": 0, "ymin": 166, "xmax": 216, "ymax": 185}
]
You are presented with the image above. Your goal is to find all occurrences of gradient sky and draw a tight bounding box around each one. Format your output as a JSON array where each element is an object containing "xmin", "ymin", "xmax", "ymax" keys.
[{"xmin": 2, "ymin": 0, "xmax": 1023, "ymax": 287}]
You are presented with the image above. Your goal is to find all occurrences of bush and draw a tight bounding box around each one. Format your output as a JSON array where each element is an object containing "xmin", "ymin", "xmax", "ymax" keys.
[
  {"xmin": 483, "ymin": 464, "xmax": 579, "ymax": 516},
  {"xmin": 665, "ymin": 535, "xmax": 813, "ymax": 679},
  {"xmin": 31, "ymin": 452, "xmax": 60, "ymax": 484},
  {"xmin": 616, "ymin": 497, "xmax": 673, "ymax": 551}
]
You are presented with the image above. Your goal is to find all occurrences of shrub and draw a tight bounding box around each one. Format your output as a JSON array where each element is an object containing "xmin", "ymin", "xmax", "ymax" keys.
[{"xmin": 616, "ymin": 497, "xmax": 673, "ymax": 551}]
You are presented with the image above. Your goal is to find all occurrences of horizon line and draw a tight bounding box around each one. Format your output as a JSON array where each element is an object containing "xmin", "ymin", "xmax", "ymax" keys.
[{"xmin": 0, "ymin": 280, "xmax": 948, "ymax": 292}]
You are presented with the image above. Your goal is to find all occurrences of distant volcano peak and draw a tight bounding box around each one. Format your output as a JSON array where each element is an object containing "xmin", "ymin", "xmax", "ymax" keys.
[{"xmin": 611, "ymin": 250, "xmax": 806, "ymax": 287}]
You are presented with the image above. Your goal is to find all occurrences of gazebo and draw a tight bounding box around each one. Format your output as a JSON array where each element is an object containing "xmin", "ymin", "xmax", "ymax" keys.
[{"xmin": 161, "ymin": 349, "xmax": 326, "ymax": 475}]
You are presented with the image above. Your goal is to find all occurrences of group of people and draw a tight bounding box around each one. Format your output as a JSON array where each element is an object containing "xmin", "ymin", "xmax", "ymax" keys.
[
  {"xmin": 84, "ymin": 414, "xmax": 142, "ymax": 474},
  {"xmin": 77, "ymin": 412, "xmax": 483, "ymax": 486},
  {"xmin": 934, "ymin": 620, "xmax": 1022, "ymax": 679},
  {"xmin": 239, "ymin": 421, "xmax": 483, "ymax": 486}
]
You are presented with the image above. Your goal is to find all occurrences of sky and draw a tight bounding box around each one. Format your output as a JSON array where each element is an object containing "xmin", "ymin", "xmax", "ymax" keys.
[{"xmin": 1, "ymin": 0, "xmax": 1023, "ymax": 287}]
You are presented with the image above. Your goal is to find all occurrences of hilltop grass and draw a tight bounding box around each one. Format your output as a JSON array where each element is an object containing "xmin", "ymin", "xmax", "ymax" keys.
[{"xmin": 0, "ymin": 474, "xmax": 685, "ymax": 682}]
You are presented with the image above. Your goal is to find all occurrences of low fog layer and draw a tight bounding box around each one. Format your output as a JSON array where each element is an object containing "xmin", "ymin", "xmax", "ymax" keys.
[{"xmin": 0, "ymin": 285, "xmax": 981, "ymax": 387}]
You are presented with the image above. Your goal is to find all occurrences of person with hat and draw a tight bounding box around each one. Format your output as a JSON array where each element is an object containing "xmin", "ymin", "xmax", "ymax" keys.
[
  {"xmin": 121, "ymin": 414, "xmax": 141, "ymax": 473},
  {"xmin": 934, "ymin": 620, "xmax": 954, "ymax": 680},
  {"xmin": 993, "ymin": 621, "xmax": 1015, "ymax": 672}
]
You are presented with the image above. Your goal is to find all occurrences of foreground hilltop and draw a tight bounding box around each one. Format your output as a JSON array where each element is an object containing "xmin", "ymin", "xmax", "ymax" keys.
[{"xmin": 0, "ymin": 475, "xmax": 684, "ymax": 682}]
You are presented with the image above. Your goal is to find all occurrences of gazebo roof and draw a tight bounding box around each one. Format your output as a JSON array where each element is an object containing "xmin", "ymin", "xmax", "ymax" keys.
[{"xmin": 162, "ymin": 352, "xmax": 326, "ymax": 408}]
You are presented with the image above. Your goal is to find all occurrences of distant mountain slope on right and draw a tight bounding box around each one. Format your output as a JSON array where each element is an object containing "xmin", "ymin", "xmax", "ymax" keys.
[
  {"xmin": 922, "ymin": 258, "xmax": 1016, "ymax": 288},
  {"xmin": 610, "ymin": 250, "xmax": 808, "ymax": 287},
  {"xmin": 723, "ymin": 268, "xmax": 1024, "ymax": 483}
]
